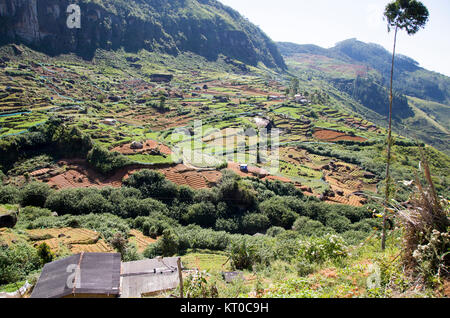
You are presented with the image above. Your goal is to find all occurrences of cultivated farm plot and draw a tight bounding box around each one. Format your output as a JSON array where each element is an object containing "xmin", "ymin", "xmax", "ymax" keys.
[
  {"xmin": 26, "ymin": 228, "xmax": 110, "ymax": 253},
  {"xmin": 128, "ymin": 229, "xmax": 157, "ymax": 253},
  {"xmin": 0, "ymin": 228, "xmax": 23, "ymax": 246},
  {"xmin": 313, "ymin": 129, "xmax": 367, "ymax": 142}
]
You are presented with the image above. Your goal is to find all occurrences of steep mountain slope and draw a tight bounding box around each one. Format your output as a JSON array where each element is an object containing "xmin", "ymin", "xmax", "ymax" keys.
[
  {"xmin": 278, "ymin": 39, "xmax": 450, "ymax": 154},
  {"xmin": 331, "ymin": 39, "xmax": 450, "ymax": 105},
  {"xmin": 0, "ymin": 0, "xmax": 286, "ymax": 70}
]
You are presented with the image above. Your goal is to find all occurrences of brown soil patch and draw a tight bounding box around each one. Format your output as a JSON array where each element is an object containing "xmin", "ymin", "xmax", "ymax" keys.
[
  {"xmin": 158, "ymin": 165, "xmax": 222, "ymax": 189},
  {"xmin": 317, "ymin": 268, "xmax": 338, "ymax": 279},
  {"xmin": 111, "ymin": 139, "xmax": 172, "ymax": 155},
  {"xmin": 40, "ymin": 160, "xmax": 222, "ymax": 190},
  {"xmin": 314, "ymin": 129, "xmax": 367, "ymax": 142},
  {"xmin": 444, "ymin": 279, "xmax": 450, "ymax": 298}
]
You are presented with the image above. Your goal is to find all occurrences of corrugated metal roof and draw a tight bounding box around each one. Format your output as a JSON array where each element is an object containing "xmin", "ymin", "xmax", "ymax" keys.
[
  {"xmin": 120, "ymin": 257, "xmax": 181, "ymax": 298},
  {"xmin": 30, "ymin": 253, "xmax": 121, "ymax": 298},
  {"xmin": 30, "ymin": 254, "xmax": 80, "ymax": 298}
]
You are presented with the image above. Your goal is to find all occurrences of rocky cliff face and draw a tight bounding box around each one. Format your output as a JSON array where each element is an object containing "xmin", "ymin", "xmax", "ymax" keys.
[{"xmin": 0, "ymin": 0, "xmax": 286, "ymax": 69}]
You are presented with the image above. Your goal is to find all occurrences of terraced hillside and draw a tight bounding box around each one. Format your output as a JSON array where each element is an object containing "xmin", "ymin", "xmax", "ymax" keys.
[
  {"xmin": 278, "ymin": 39, "xmax": 450, "ymax": 155},
  {"xmin": 0, "ymin": 43, "xmax": 448, "ymax": 202}
]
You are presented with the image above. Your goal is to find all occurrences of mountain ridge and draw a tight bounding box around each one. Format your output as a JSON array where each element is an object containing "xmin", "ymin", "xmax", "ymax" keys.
[
  {"xmin": 278, "ymin": 39, "xmax": 450, "ymax": 104},
  {"xmin": 277, "ymin": 38, "xmax": 450, "ymax": 154},
  {"xmin": 0, "ymin": 0, "xmax": 286, "ymax": 70}
]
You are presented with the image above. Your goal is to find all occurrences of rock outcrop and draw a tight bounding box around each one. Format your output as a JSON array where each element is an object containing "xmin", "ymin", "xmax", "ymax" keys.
[{"xmin": 0, "ymin": 0, "xmax": 286, "ymax": 69}]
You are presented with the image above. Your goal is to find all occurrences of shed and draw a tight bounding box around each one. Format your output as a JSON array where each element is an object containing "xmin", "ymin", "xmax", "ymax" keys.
[
  {"xmin": 30, "ymin": 253, "xmax": 121, "ymax": 298},
  {"xmin": 120, "ymin": 257, "xmax": 182, "ymax": 298}
]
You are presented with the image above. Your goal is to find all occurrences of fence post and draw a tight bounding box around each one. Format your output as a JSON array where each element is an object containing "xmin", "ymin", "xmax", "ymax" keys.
[{"xmin": 177, "ymin": 257, "xmax": 183, "ymax": 298}]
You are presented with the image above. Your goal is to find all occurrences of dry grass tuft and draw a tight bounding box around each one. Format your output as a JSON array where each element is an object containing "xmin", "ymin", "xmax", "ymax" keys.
[{"xmin": 397, "ymin": 148, "xmax": 449, "ymax": 285}]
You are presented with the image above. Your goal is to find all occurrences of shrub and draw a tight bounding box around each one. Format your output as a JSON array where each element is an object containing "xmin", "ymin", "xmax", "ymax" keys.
[
  {"xmin": 230, "ymin": 240, "xmax": 257, "ymax": 270},
  {"xmin": 218, "ymin": 177, "xmax": 257, "ymax": 209},
  {"xmin": 0, "ymin": 242, "xmax": 41, "ymax": 285},
  {"xmin": 292, "ymin": 216, "xmax": 334, "ymax": 236},
  {"xmin": 241, "ymin": 213, "xmax": 270, "ymax": 235},
  {"xmin": 397, "ymin": 155, "xmax": 450, "ymax": 285},
  {"xmin": 178, "ymin": 225, "xmax": 230, "ymax": 251},
  {"xmin": 87, "ymin": 146, "xmax": 130, "ymax": 174},
  {"xmin": 266, "ymin": 226, "xmax": 285, "ymax": 237},
  {"xmin": 122, "ymin": 243, "xmax": 143, "ymax": 262},
  {"xmin": 159, "ymin": 229, "xmax": 179, "ymax": 257},
  {"xmin": 324, "ymin": 213, "xmax": 352, "ymax": 233},
  {"xmin": 19, "ymin": 182, "xmax": 52, "ymax": 208},
  {"xmin": 117, "ymin": 197, "xmax": 169, "ymax": 218},
  {"xmin": 183, "ymin": 202, "xmax": 217, "ymax": 228},
  {"xmin": 341, "ymin": 230, "xmax": 370, "ymax": 245},
  {"xmin": 77, "ymin": 192, "xmax": 113, "ymax": 215},
  {"xmin": 297, "ymin": 234, "xmax": 348, "ymax": 264},
  {"xmin": 19, "ymin": 206, "xmax": 53, "ymax": 222},
  {"xmin": 36, "ymin": 242, "xmax": 54, "ymax": 265},
  {"xmin": 215, "ymin": 218, "xmax": 239, "ymax": 233},
  {"xmin": 178, "ymin": 185, "xmax": 195, "ymax": 203},
  {"xmin": 0, "ymin": 185, "xmax": 20, "ymax": 204},
  {"xmin": 123, "ymin": 170, "xmax": 179, "ymax": 203},
  {"xmin": 296, "ymin": 259, "xmax": 316, "ymax": 277},
  {"xmin": 259, "ymin": 196, "xmax": 298, "ymax": 229}
]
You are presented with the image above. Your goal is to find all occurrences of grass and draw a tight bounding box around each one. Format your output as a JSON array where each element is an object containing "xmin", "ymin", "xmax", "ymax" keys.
[
  {"xmin": 0, "ymin": 281, "xmax": 26, "ymax": 293},
  {"xmin": 181, "ymin": 249, "xmax": 232, "ymax": 272},
  {"xmin": 127, "ymin": 154, "xmax": 174, "ymax": 164}
]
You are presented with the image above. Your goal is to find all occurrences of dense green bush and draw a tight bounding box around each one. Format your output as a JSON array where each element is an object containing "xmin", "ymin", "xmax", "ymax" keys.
[
  {"xmin": 45, "ymin": 188, "xmax": 111, "ymax": 215},
  {"xmin": 293, "ymin": 216, "xmax": 334, "ymax": 236},
  {"xmin": 259, "ymin": 196, "xmax": 298, "ymax": 229},
  {"xmin": 123, "ymin": 169, "xmax": 179, "ymax": 203},
  {"xmin": 241, "ymin": 213, "xmax": 270, "ymax": 235},
  {"xmin": 0, "ymin": 242, "xmax": 41, "ymax": 285},
  {"xmin": 0, "ymin": 185, "xmax": 20, "ymax": 204},
  {"xmin": 87, "ymin": 146, "xmax": 130, "ymax": 175},
  {"xmin": 183, "ymin": 202, "xmax": 217, "ymax": 228},
  {"xmin": 296, "ymin": 234, "xmax": 348, "ymax": 264},
  {"xmin": 215, "ymin": 218, "xmax": 240, "ymax": 233},
  {"xmin": 266, "ymin": 226, "xmax": 286, "ymax": 237},
  {"xmin": 19, "ymin": 206, "xmax": 53, "ymax": 222},
  {"xmin": 229, "ymin": 240, "xmax": 257, "ymax": 270},
  {"xmin": 19, "ymin": 182, "xmax": 52, "ymax": 208}
]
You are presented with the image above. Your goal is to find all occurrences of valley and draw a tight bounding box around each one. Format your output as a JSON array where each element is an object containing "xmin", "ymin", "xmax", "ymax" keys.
[{"xmin": 0, "ymin": 0, "xmax": 448, "ymax": 300}]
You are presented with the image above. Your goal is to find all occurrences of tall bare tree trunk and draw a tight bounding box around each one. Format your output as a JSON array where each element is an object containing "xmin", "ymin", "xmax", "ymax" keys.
[{"xmin": 382, "ymin": 26, "xmax": 398, "ymax": 251}]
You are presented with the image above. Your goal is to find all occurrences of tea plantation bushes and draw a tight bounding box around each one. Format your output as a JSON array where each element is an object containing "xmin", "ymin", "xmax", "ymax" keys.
[{"xmin": 20, "ymin": 213, "xmax": 130, "ymax": 241}]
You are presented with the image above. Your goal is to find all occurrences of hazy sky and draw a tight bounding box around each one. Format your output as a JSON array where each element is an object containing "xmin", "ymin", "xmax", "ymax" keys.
[{"xmin": 218, "ymin": 0, "xmax": 450, "ymax": 77}]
